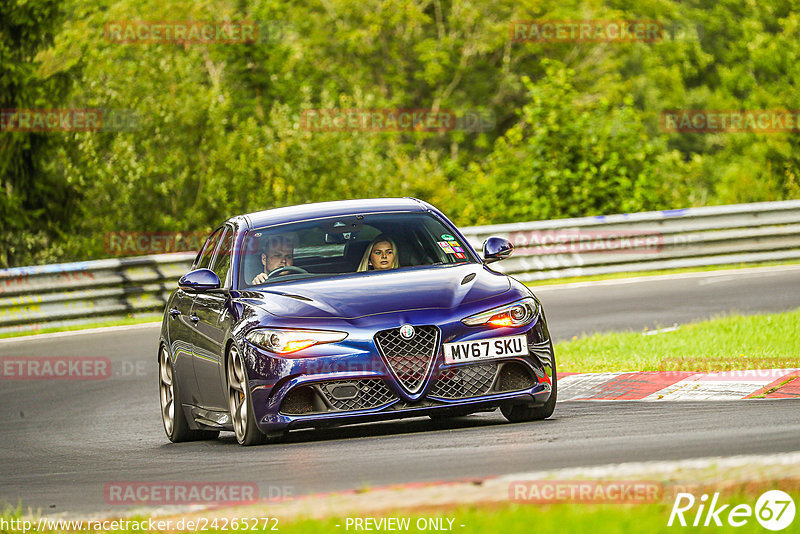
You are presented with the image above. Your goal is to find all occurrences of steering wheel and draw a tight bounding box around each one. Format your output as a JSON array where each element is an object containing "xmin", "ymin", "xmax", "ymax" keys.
[{"xmin": 266, "ymin": 265, "xmax": 308, "ymax": 279}]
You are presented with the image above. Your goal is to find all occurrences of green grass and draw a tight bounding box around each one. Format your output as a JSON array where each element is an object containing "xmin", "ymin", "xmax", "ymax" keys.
[
  {"xmin": 5, "ymin": 494, "xmax": 795, "ymax": 534},
  {"xmin": 525, "ymin": 259, "xmax": 800, "ymax": 287},
  {"xmin": 0, "ymin": 315, "xmax": 161, "ymax": 339},
  {"xmin": 556, "ymin": 308, "xmax": 800, "ymax": 373},
  {"xmin": 279, "ymin": 503, "xmax": 693, "ymax": 533},
  {"xmin": 279, "ymin": 499, "xmax": 794, "ymax": 534}
]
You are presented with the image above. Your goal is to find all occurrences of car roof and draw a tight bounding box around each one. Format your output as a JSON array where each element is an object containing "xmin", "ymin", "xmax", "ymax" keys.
[{"xmin": 239, "ymin": 198, "xmax": 431, "ymax": 229}]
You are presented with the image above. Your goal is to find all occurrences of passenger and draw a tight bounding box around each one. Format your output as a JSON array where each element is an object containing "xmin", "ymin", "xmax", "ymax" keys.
[
  {"xmin": 251, "ymin": 234, "xmax": 297, "ymax": 284},
  {"xmin": 357, "ymin": 235, "xmax": 399, "ymax": 272}
]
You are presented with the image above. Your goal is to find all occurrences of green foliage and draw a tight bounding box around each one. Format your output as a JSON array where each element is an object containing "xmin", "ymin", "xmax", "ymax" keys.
[
  {"xmin": 0, "ymin": 0, "xmax": 76, "ymax": 267},
  {"xmin": 454, "ymin": 61, "xmax": 689, "ymax": 225},
  {"xmin": 2, "ymin": 0, "xmax": 799, "ymax": 266}
]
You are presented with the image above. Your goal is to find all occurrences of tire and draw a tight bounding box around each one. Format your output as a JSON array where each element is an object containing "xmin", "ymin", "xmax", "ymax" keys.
[
  {"xmin": 227, "ymin": 344, "xmax": 267, "ymax": 446},
  {"xmin": 159, "ymin": 345, "xmax": 220, "ymax": 442},
  {"xmin": 501, "ymin": 354, "xmax": 557, "ymax": 423}
]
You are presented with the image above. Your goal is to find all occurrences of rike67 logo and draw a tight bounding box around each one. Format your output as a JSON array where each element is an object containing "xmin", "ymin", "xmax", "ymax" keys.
[{"xmin": 668, "ymin": 490, "xmax": 795, "ymax": 530}]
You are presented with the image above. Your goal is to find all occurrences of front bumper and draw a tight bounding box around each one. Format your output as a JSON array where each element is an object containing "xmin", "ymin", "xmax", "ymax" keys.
[
  {"xmin": 252, "ymin": 360, "xmax": 551, "ymax": 433},
  {"xmin": 242, "ymin": 313, "xmax": 554, "ymax": 434},
  {"xmin": 259, "ymin": 386, "xmax": 550, "ymax": 433}
]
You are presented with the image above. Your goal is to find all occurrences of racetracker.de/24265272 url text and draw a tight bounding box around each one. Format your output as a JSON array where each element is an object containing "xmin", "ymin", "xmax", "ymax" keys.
[{"xmin": 0, "ymin": 517, "xmax": 280, "ymax": 533}]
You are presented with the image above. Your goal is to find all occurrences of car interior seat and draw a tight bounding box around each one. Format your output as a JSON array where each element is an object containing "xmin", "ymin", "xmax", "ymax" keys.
[{"xmin": 343, "ymin": 240, "xmax": 371, "ymax": 271}]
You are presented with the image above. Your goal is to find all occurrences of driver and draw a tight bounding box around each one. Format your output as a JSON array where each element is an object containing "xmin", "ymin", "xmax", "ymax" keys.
[{"xmin": 251, "ymin": 234, "xmax": 297, "ymax": 285}]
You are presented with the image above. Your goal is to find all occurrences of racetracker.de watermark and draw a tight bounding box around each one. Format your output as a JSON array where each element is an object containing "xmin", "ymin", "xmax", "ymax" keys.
[
  {"xmin": 658, "ymin": 356, "xmax": 800, "ymax": 380},
  {"xmin": 661, "ymin": 110, "xmax": 800, "ymax": 134},
  {"xmin": 104, "ymin": 20, "xmax": 259, "ymax": 44},
  {"xmin": 261, "ymin": 359, "xmax": 518, "ymax": 381},
  {"xmin": 104, "ymin": 231, "xmax": 208, "ymax": 256},
  {"xmin": 509, "ymin": 480, "xmax": 663, "ymax": 503},
  {"xmin": 507, "ymin": 230, "xmax": 663, "ymax": 255},
  {"xmin": 658, "ymin": 357, "xmax": 800, "ymax": 373},
  {"xmin": 0, "ymin": 109, "xmax": 139, "ymax": 132},
  {"xmin": 103, "ymin": 482, "xmax": 288, "ymax": 505},
  {"xmin": 300, "ymin": 109, "xmax": 495, "ymax": 132},
  {"xmin": 1, "ymin": 357, "xmax": 111, "ymax": 380},
  {"xmin": 0, "ymin": 357, "xmax": 147, "ymax": 381},
  {"xmin": 103, "ymin": 231, "xmax": 272, "ymax": 256},
  {"xmin": 510, "ymin": 20, "xmax": 663, "ymax": 43}
]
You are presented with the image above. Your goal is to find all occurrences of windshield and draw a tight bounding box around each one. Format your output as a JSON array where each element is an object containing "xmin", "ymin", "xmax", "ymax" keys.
[{"xmin": 239, "ymin": 211, "xmax": 475, "ymax": 287}]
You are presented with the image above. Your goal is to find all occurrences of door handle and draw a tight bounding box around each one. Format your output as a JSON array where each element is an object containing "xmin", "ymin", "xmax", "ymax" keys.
[
  {"xmin": 169, "ymin": 307, "xmax": 181, "ymax": 318},
  {"xmin": 190, "ymin": 314, "xmax": 200, "ymax": 324}
]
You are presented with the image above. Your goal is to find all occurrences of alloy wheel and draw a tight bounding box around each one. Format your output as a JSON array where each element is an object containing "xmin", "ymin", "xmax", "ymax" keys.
[
  {"xmin": 158, "ymin": 346, "xmax": 175, "ymax": 436},
  {"xmin": 227, "ymin": 346, "xmax": 249, "ymax": 443}
]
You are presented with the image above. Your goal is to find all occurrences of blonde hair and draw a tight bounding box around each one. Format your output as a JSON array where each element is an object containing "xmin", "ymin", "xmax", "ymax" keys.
[{"xmin": 357, "ymin": 235, "xmax": 399, "ymax": 272}]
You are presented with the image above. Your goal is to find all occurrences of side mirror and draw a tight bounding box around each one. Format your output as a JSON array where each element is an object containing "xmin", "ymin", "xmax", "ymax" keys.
[
  {"xmin": 483, "ymin": 236, "xmax": 514, "ymax": 264},
  {"xmin": 179, "ymin": 268, "xmax": 221, "ymax": 292}
]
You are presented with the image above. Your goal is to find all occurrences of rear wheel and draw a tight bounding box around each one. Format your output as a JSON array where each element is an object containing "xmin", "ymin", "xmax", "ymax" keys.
[
  {"xmin": 159, "ymin": 345, "xmax": 219, "ymax": 442},
  {"xmin": 227, "ymin": 345, "xmax": 267, "ymax": 446},
  {"xmin": 501, "ymin": 358, "xmax": 557, "ymax": 423}
]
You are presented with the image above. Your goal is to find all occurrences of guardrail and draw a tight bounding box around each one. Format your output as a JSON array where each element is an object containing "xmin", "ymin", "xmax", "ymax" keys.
[
  {"xmin": 0, "ymin": 253, "xmax": 196, "ymax": 335},
  {"xmin": 1, "ymin": 200, "xmax": 799, "ymax": 334},
  {"xmin": 462, "ymin": 199, "xmax": 800, "ymax": 282}
]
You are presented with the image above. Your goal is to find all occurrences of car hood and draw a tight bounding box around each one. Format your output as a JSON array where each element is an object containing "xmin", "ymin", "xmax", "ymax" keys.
[{"xmin": 244, "ymin": 264, "xmax": 511, "ymax": 319}]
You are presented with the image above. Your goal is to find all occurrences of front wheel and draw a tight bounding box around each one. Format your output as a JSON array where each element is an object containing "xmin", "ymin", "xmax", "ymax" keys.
[
  {"xmin": 159, "ymin": 345, "xmax": 219, "ymax": 442},
  {"xmin": 501, "ymin": 357, "xmax": 557, "ymax": 423},
  {"xmin": 227, "ymin": 345, "xmax": 267, "ymax": 446}
]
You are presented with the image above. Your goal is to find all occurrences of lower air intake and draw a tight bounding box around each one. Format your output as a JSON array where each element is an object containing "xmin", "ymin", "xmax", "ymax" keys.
[
  {"xmin": 429, "ymin": 363, "xmax": 498, "ymax": 399},
  {"xmin": 495, "ymin": 362, "xmax": 536, "ymax": 392},
  {"xmin": 281, "ymin": 379, "xmax": 396, "ymax": 414},
  {"xmin": 319, "ymin": 379, "xmax": 395, "ymax": 411}
]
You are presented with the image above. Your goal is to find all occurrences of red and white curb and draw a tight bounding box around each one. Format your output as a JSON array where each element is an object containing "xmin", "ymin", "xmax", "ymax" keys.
[{"xmin": 558, "ymin": 369, "xmax": 800, "ymax": 401}]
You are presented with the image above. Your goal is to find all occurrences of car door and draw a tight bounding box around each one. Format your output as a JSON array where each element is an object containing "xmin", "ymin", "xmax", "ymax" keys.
[
  {"xmin": 168, "ymin": 228, "xmax": 223, "ymax": 407},
  {"xmin": 174, "ymin": 227, "xmax": 223, "ymax": 407},
  {"xmin": 167, "ymin": 285, "xmax": 201, "ymax": 405},
  {"xmin": 190, "ymin": 225, "xmax": 235, "ymax": 411}
]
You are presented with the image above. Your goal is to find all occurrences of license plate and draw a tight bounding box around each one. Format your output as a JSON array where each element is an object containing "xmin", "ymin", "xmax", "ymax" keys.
[{"xmin": 443, "ymin": 334, "xmax": 528, "ymax": 364}]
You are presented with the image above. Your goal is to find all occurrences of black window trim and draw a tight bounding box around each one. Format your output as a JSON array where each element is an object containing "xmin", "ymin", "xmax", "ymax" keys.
[
  {"xmin": 194, "ymin": 226, "xmax": 224, "ymax": 270},
  {"xmin": 209, "ymin": 223, "xmax": 236, "ymax": 288}
]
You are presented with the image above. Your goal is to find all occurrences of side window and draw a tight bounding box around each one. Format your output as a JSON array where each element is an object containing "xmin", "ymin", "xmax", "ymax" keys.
[
  {"xmin": 210, "ymin": 227, "xmax": 234, "ymax": 286},
  {"xmin": 196, "ymin": 228, "xmax": 223, "ymax": 270}
]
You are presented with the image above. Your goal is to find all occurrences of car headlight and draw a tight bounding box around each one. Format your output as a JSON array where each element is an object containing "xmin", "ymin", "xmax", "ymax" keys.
[
  {"xmin": 245, "ymin": 328, "xmax": 348, "ymax": 355},
  {"xmin": 462, "ymin": 298, "xmax": 539, "ymax": 328}
]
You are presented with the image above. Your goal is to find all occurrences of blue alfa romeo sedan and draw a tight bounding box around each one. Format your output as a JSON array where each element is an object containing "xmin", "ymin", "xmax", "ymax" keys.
[{"xmin": 158, "ymin": 198, "xmax": 556, "ymax": 445}]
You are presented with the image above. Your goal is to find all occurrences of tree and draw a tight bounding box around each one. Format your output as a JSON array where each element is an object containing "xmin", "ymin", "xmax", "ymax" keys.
[
  {"xmin": 0, "ymin": 0, "xmax": 76, "ymax": 267},
  {"xmin": 454, "ymin": 61, "xmax": 687, "ymax": 225}
]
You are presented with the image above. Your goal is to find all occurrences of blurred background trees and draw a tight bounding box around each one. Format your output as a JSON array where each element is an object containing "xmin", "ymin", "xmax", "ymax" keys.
[
  {"xmin": 0, "ymin": 0, "xmax": 76, "ymax": 267},
  {"xmin": 2, "ymin": 0, "xmax": 799, "ymax": 266}
]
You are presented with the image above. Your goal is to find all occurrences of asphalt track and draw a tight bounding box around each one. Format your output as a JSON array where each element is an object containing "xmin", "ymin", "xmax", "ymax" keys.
[{"xmin": 2, "ymin": 265, "xmax": 800, "ymax": 515}]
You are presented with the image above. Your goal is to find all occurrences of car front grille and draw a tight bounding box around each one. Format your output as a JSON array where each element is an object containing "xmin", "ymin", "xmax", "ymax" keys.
[
  {"xmin": 374, "ymin": 325, "xmax": 439, "ymax": 394},
  {"xmin": 428, "ymin": 363, "xmax": 498, "ymax": 399},
  {"xmin": 319, "ymin": 379, "xmax": 396, "ymax": 411}
]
